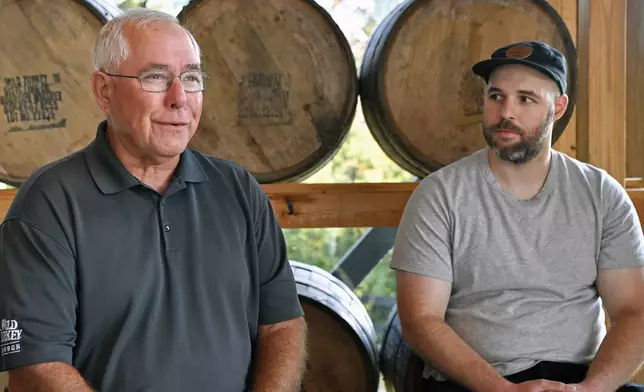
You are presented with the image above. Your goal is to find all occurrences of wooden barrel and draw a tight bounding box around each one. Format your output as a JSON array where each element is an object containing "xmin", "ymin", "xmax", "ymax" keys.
[
  {"xmin": 0, "ymin": 0, "xmax": 121, "ymax": 186},
  {"xmin": 177, "ymin": 1, "xmax": 358, "ymax": 184},
  {"xmin": 380, "ymin": 305, "xmax": 427, "ymax": 392},
  {"xmin": 360, "ymin": 0, "xmax": 578, "ymax": 178},
  {"xmin": 290, "ymin": 260, "xmax": 380, "ymax": 392}
]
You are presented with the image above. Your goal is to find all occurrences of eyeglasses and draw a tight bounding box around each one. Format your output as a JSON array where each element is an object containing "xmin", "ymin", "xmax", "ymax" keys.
[{"xmin": 103, "ymin": 70, "xmax": 209, "ymax": 93}]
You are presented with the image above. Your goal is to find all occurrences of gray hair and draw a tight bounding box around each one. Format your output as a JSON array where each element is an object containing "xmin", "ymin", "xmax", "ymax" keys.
[{"xmin": 92, "ymin": 8, "xmax": 201, "ymax": 72}]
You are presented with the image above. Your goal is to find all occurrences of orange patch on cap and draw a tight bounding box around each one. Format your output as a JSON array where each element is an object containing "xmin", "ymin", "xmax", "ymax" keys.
[{"xmin": 505, "ymin": 45, "xmax": 533, "ymax": 59}]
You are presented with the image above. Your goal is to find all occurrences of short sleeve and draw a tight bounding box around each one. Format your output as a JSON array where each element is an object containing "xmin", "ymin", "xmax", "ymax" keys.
[
  {"xmin": 598, "ymin": 175, "xmax": 644, "ymax": 269},
  {"xmin": 250, "ymin": 182, "xmax": 304, "ymax": 326},
  {"xmin": 390, "ymin": 177, "xmax": 453, "ymax": 282},
  {"xmin": 0, "ymin": 219, "xmax": 77, "ymax": 371}
]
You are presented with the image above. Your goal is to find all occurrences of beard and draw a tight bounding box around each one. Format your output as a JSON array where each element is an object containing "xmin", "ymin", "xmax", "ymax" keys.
[{"xmin": 482, "ymin": 107, "xmax": 554, "ymax": 165}]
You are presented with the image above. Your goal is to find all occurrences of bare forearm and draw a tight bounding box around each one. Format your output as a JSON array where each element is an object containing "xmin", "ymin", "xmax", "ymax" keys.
[
  {"xmin": 8, "ymin": 362, "xmax": 95, "ymax": 392},
  {"xmin": 251, "ymin": 317, "xmax": 307, "ymax": 392},
  {"xmin": 582, "ymin": 312, "xmax": 644, "ymax": 392},
  {"xmin": 403, "ymin": 316, "xmax": 513, "ymax": 392}
]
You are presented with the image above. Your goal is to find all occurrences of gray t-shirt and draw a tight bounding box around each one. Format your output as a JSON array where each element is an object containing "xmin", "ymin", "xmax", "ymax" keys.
[{"xmin": 391, "ymin": 148, "xmax": 644, "ymax": 378}]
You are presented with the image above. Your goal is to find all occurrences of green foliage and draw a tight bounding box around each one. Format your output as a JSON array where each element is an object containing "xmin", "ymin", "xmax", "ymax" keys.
[
  {"xmin": 302, "ymin": 105, "xmax": 415, "ymax": 185},
  {"xmin": 117, "ymin": 0, "xmax": 148, "ymax": 10}
]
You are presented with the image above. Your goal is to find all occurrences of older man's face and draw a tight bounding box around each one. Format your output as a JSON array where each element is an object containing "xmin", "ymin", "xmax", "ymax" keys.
[
  {"xmin": 482, "ymin": 64, "xmax": 567, "ymax": 164},
  {"xmin": 103, "ymin": 22, "xmax": 203, "ymax": 163}
]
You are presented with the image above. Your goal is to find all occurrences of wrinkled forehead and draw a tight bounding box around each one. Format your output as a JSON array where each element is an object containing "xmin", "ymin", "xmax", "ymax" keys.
[
  {"xmin": 488, "ymin": 64, "xmax": 558, "ymax": 97},
  {"xmin": 124, "ymin": 22, "xmax": 200, "ymax": 69}
]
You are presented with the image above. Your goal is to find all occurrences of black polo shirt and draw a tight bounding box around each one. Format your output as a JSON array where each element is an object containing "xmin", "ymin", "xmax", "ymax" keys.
[{"xmin": 0, "ymin": 121, "xmax": 303, "ymax": 391}]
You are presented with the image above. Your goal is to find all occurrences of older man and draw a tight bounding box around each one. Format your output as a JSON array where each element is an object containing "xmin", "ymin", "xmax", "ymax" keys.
[
  {"xmin": 392, "ymin": 41, "xmax": 644, "ymax": 392},
  {"xmin": 0, "ymin": 8, "xmax": 306, "ymax": 392}
]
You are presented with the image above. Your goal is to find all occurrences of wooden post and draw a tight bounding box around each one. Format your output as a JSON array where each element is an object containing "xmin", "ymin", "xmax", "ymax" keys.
[
  {"xmin": 626, "ymin": 0, "xmax": 644, "ymax": 179},
  {"xmin": 576, "ymin": 2, "xmax": 643, "ymax": 383},
  {"xmin": 576, "ymin": 0, "xmax": 627, "ymax": 185}
]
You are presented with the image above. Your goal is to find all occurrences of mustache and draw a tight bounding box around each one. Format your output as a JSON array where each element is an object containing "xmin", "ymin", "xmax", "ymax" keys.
[{"xmin": 489, "ymin": 118, "xmax": 524, "ymax": 134}]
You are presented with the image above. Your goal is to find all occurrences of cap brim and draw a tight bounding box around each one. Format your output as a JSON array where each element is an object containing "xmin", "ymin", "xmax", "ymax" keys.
[{"xmin": 472, "ymin": 58, "xmax": 559, "ymax": 86}]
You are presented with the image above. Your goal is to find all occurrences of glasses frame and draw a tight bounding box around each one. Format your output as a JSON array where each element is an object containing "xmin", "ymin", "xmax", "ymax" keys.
[{"xmin": 103, "ymin": 70, "xmax": 209, "ymax": 93}]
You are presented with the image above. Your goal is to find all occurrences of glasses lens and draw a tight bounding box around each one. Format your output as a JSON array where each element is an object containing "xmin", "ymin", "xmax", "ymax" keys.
[
  {"xmin": 140, "ymin": 72, "xmax": 172, "ymax": 92},
  {"xmin": 181, "ymin": 71, "xmax": 206, "ymax": 92}
]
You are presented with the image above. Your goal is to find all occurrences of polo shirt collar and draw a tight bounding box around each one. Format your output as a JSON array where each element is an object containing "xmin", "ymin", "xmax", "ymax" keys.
[
  {"xmin": 175, "ymin": 144, "xmax": 209, "ymax": 184},
  {"xmin": 85, "ymin": 120, "xmax": 209, "ymax": 195}
]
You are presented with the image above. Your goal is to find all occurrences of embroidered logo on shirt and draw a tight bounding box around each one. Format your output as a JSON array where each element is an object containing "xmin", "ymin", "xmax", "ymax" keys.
[{"xmin": 1, "ymin": 319, "xmax": 22, "ymax": 356}]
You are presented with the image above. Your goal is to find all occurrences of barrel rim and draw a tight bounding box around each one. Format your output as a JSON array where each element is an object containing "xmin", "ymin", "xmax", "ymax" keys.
[
  {"xmin": 379, "ymin": 304, "xmax": 428, "ymax": 392},
  {"xmin": 291, "ymin": 261, "xmax": 381, "ymax": 389},
  {"xmin": 379, "ymin": 303, "xmax": 399, "ymax": 363},
  {"xmin": 379, "ymin": 305, "xmax": 408, "ymax": 391},
  {"xmin": 359, "ymin": 0, "xmax": 430, "ymax": 176},
  {"xmin": 290, "ymin": 260, "xmax": 379, "ymax": 345},
  {"xmin": 0, "ymin": 178, "xmax": 24, "ymax": 188},
  {"xmin": 296, "ymin": 286, "xmax": 376, "ymax": 353},
  {"xmin": 176, "ymin": 0, "xmax": 360, "ymax": 184},
  {"xmin": 360, "ymin": 0, "xmax": 579, "ymax": 178}
]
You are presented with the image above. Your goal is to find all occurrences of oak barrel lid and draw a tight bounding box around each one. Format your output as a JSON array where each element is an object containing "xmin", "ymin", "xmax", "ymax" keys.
[
  {"xmin": 360, "ymin": 0, "xmax": 577, "ymax": 178},
  {"xmin": 0, "ymin": 0, "xmax": 121, "ymax": 186},
  {"xmin": 178, "ymin": 0, "xmax": 358, "ymax": 184}
]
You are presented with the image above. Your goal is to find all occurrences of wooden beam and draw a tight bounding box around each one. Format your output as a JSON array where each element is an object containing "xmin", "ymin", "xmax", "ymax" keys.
[
  {"xmin": 626, "ymin": 178, "xmax": 644, "ymax": 189},
  {"xmin": 576, "ymin": 0, "xmax": 627, "ymax": 184},
  {"xmin": 262, "ymin": 183, "xmax": 416, "ymax": 228},
  {"xmin": 630, "ymin": 189, "xmax": 644, "ymax": 225},
  {"xmin": 3, "ymin": 184, "xmax": 644, "ymax": 229}
]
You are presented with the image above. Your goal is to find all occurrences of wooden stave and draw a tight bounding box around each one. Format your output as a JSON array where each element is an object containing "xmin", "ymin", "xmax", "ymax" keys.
[
  {"xmin": 290, "ymin": 260, "xmax": 380, "ymax": 392},
  {"xmin": 0, "ymin": 0, "xmax": 122, "ymax": 187},
  {"xmin": 177, "ymin": 0, "xmax": 359, "ymax": 184},
  {"xmin": 359, "ymin": 0, "xmax": 579, "ymax": 179},
  {"xmin": 379, "ymin": 305, "xmax": 427, "ymax": 392}
]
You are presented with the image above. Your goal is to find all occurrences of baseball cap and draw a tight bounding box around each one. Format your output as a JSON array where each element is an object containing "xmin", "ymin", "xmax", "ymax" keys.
[{"xmin": 472, "ymin": 41, "xmax": 567, "ymax": 94}]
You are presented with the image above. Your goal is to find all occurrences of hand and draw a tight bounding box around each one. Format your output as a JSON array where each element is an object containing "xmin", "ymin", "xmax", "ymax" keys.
[
  {"xmin": 502, "ymin": 379, "xmax": 578, "ymax": 392},
  {"xmin": 565, "ymin": 383, "xmax": 596, "ymax": 392}
]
